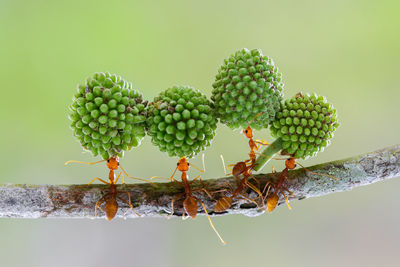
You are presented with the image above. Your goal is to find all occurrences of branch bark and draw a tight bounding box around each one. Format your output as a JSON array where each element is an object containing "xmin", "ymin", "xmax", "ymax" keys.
[{"xmin": 0, "ymin": 145, "xmax": 399, "ymax": 219}]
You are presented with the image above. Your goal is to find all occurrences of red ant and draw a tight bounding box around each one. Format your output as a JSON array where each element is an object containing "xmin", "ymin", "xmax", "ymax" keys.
[
  {"xmin": 215, "ymin": 115, "xmax": 268, "ymax": 212},
  {"xmin": 65, "ymin": 157, "xmax": 152, "ymax": 220},
  {"xmin": 166, "ymin": 156, "xmax": 226, "ymax": 245},
  {"xmin": 214, "ymin": 160, "xmax": 263, "ymax": 212},
  {"xmin": 242, "ymin": 125, "xmax": 269, "ymax": 164},
  {"xmin": 263, "ymin": 157, "xmax": 338, "ymax": 212}
]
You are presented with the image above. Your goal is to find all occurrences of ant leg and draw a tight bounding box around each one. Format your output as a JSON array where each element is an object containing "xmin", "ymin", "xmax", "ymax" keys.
[
  {"xmin": 220, "ymin": 155, "xmax": 236, "ymax": 176},
  {"xmin": 150, "ymin": 176, "xmax": 181, "ymax": 184},
  {"xmin": 114, "ymin": 172, "xmax": 123, "ymax": 184},
  {"xmin": 117, "ymin": 191, "xmax": 140, "ymax": 217},
  {"xmin": 281, "ymin": 186, "xmax": 294, "ymax": 197},
  {"xmin": 245, "ymin": 180, "xmax": 263, "ymax": 199},
  {"xmin": 280, "ymin": 190, "xmax": 292, "ymax": 210},
  {"xmin": 182, "ymin": 209, "xmax": 189, "ymax": 220},
  {"xmin": 118, "ymin": 165, "xmax": 157, "ymax": 186},
  {"xmin": 189, "ymin": 175, "xmax": 201, "ymax": 184},
  {"xmin": 95, "ymin": 194, "xmax": 109, "ymax": 217},
  {"xmin": 197, "ymin": 199, "xmax": 226, "ymax": 245},
  {"xmin": 223, "ymin": 182, "xmax": 234, "ymax": 192},
  {"xmin": 261, "ymin": 182, "xmax": 273, "ymax": 204},
  {"xmin": 212, "ymin": 181, "xmax": 234, "ymax": 196},
  {"xmin": 237, "ymin": 194, "xmax": 258, "ymax": 206},
  {"xmin": 248, "ymin": 175, "xmax": 261, "ymax": 188},
  {"xmin": 64, "ymin": 159, "xmax": 105, "ymax": 166},
  {"xmin": 169, "ymin": 166, "xmax": 178, "ymax": 182},
  {"xmin": 192, "ymin": 187, "xmax": 214, "ymax": 200},
  {"xmin": 226, "ymin": 164, "xmax": 235, "ymax": 174},
  {"xmin": 245, "ymin": 180, "xmax": 264, "ymax": 206},
  {"xmin": 255, "ymin": 139, "xmax": 269, "ymax": 146},
  {"xmin": 168, "ymin": 193, "xmax": 185, "ymax": 219},
  {"xmin": 116, "ymin": 196, "xmax": 140, "ymax": 217},
  {"xmin": 88, "ymin": 177, "xmax": 109, "ymax": 185}
]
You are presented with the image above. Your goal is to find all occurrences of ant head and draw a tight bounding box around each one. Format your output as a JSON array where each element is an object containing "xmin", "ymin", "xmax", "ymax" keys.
[
  {"xmin": 105, "ymin": 198, "xmax": 118, "ymax": 221},
  {"xmin": 177, "ymin": 157, "xmax": 189, "ymax": 172},
  {"xmin": 242, "ymin": 126, "xmax": 253, "ymax": 139},
  {"xmin": 107, "ymin": 157, "xmax": 119, "ymax": 171},
  {"xmin": 285, "ymin": 157, "xmax": 297, "ymax": 170}
]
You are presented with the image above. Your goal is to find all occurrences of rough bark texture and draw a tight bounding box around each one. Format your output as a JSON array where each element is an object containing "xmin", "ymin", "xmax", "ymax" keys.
[{"xmin": 0, "ymin": 145, "xmax": 399, "ymax": 219}]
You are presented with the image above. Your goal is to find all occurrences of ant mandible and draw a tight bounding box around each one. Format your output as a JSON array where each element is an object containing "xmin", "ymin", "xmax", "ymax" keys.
[
  {"xmin": 65, "ymin": 157, "xmax": 151, "ymax": 220},
  {"xmin": 168, "ymin": 156, "xmax": 226, "ymax": 245}
]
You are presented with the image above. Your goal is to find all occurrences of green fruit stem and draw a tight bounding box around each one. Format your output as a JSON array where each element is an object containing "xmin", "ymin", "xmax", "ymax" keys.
[{"xmin": 253, "ymin": 137, "xmax": 283, "ymax": 172}]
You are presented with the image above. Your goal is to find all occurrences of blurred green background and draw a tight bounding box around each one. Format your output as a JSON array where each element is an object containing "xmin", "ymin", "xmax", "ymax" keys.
[{"xmin": 0, "ymin": 0, "xmax": 399, "ymax": 266}]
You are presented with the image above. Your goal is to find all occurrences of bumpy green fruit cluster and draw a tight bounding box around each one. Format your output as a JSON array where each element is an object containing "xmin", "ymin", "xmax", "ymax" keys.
[
  {"xmin": 211, "ymin": 48, "xmax": 284, "ymax": 130},
  {"xmin": 146, "ymin": 86, "xmax": 217, "ymax": 158},
  {"xmin": 270, "ymin": 93, "xmax": 339, "ymax": 159},
  {"xmin": 68, "ymin": 72, "xmax": 147, "ymax": 160}
]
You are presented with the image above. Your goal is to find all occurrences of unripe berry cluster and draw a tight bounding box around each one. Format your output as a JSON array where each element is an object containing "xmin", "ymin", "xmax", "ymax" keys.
[
  {"xmin": 211, "ymin": 48, "xmax": 283, "ymax": 130},
  {"xmin": 270, "ymin": 93, "xmax": 339, "ymax": 159},
  {"xmin": 68, "ymin": 72, "xmax": 147, "ymax": 160},
  {"xmin": 68, "ymin": 49, "xmax": 339, "ymax": 162},
  {"xmin": 146, "ymin": 86, "xmax": 217, "ymax": 158}
]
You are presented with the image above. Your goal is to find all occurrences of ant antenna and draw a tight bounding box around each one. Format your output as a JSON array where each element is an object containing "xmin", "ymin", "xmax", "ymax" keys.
[
  {"xmin": 188, "ymin": 161, "xmax": 205, "ymax": 173},
  {"xmin": 220, "ymin": 155, "xmax": 228, "ymax": 176},
  {"xmin": 64, "ymin": 159, "xmax": 106, "ymax": 166},
  {"xmin": 119, "ymin": 165, "xmax": 158, "ymax": 186},
  {"xmin": 296, "ymin": 162, "xmax": 338, "ymax": 181}
]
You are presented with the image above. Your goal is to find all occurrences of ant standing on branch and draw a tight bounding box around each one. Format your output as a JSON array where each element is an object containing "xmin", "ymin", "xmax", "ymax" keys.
[
  {"xmin": 164, "ymin": 156, "xmax": 226, "ymax": 245},
  {"xmin": 65, "ymin": 157, "xmax": 153, "ymax": 220},
  {"xmin": 262, "ymin": 156, "xmax": 338, "ymax": 212},
  {"xmin": 215, "ymin": 113, "xmax": 269, "ymax": 212}
]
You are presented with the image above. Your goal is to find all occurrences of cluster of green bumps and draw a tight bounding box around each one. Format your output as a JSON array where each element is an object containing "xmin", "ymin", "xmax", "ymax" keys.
[
  {"xmin": 146, "ymin": 86, "xmax": 217, "ymax": 158},
  {"xmin": 68, "ymin": 49, "xmax": 339, "ymax": 161},
  {"xmin": 211, "ymin": 48, "xmax": 283, "ymax": 130},
  {"xmin": 68, "ymin": 72, "xmax": 147, "ymax": 160},
  {"xmin": 270, "ymin": 93, "xmax": 339, "ymax": 159}
]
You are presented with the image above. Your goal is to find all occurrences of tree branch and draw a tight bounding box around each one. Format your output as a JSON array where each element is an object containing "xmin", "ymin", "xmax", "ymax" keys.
[{"xmin": 0, "ymin": 145, "xmax": 399, "ymax": 219}]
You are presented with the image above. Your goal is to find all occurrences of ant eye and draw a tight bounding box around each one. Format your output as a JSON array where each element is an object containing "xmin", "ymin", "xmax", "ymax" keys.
[
  {"xmin": 245, "ymin": 130, "xmax": 248, "ymax": 133},
  {"xmin": 107, "ymin": 160, "xmax": 110, "ymax": 163},
  {"xmin": 177, "ymin": 163, "xmax": 179, "ymax": 166},
  {"xmin": 117, "ymin": 163, "xmax": 120, "ymax": 166},
  {"xmin": 188, "ymin": 163, "xmax": 190, "ymax": 166}
]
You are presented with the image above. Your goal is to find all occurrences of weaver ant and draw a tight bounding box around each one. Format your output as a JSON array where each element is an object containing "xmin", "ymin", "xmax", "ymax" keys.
[
  {"xmin": 165, "ymin": 156, "xmax": 226, "ymax": 245},
  {"xmin": 263, "ymin": 157, "xmax": 338, "ymax": 212},
  {"xmin": 65, "ymin": 157, "xmax": 152, "ymax": 220},
  {"xmin": 215, "ymin": 114, "xmax": 269, "ymax": 212}
]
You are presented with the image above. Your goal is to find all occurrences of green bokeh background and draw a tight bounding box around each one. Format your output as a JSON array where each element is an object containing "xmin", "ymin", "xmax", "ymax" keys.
[{"xmin": 0, "ymin": 0, "xmax": 399, "ymax": 266}]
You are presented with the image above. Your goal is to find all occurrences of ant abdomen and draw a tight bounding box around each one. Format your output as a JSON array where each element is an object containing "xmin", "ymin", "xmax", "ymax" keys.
[
  {"xmin": 215, "ymin": 197, "xmax": 232, "ymax": 213},
  {"xmin": 183, "ymin": 196, "xmax": 198, "ymax": 218},
  {"xmin": 232, "ymin": 162, "xmax": 247, "ymax": 177},
  {"xmin": 105, "ymin": 198, "xmax": 118, "ymax": 221}
]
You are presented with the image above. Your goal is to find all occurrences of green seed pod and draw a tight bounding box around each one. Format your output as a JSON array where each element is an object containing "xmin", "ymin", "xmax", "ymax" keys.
[
  {"xmin": 68, "ymin": 72, "xmax": 147, "ymax": 160},
  {"xmin": 211, "ymin": 48, "xmax": 284, "ymax": 130},
  {"xmin": 146, "ymin": 85, "xmax": 217, "ymax": 158},
  {"xmin": 270, "ymin": 92, "xmax": 339, "ymax": 159}
]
